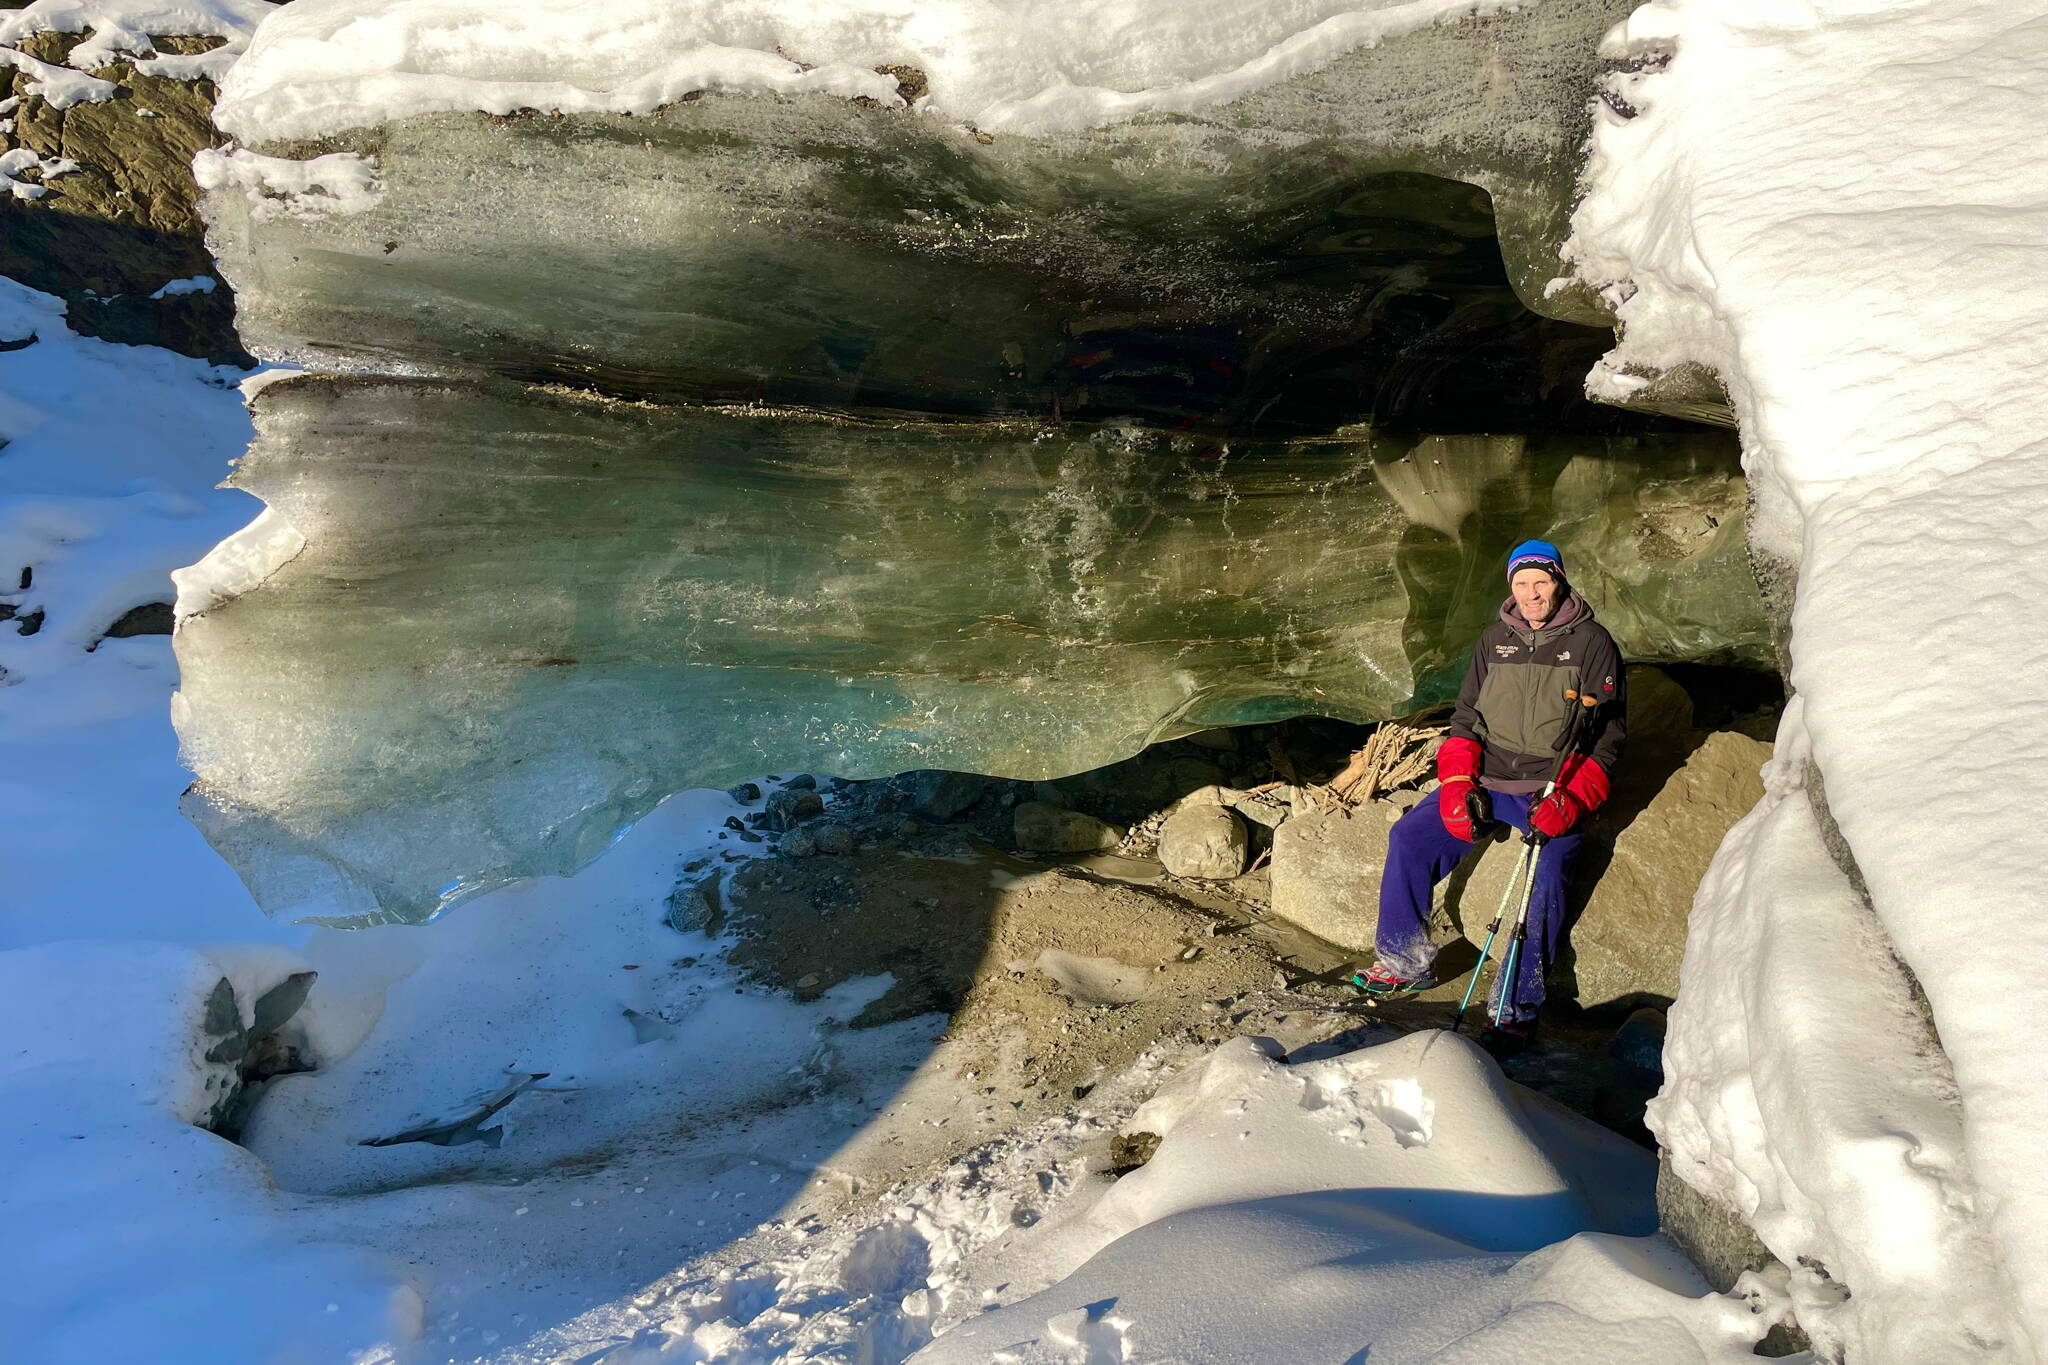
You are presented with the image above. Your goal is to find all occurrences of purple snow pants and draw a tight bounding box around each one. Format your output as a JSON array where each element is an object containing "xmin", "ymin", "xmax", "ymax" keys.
[{"xmin": 1375, "ymin": 790, "xmax": 1583, "ymax": 1023}]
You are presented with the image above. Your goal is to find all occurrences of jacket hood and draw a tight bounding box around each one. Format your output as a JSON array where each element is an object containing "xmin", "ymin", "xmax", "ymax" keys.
[{"xmin": 1501, "ymin": 589, "xmax": 1590, "ymax": 635}]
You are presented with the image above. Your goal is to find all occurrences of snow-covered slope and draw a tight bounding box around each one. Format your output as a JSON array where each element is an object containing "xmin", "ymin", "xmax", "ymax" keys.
[
  {"xmin": 1566, "ymin": 1, "xmax": 2048, "ymax": 1359},
  {"xmin": 911, "ymin": 1033, "xmax": 1762, "ymax": 1364},
  {"xmin": 0, "ymin": 276, "xmax": 283, "ymax": 947}
]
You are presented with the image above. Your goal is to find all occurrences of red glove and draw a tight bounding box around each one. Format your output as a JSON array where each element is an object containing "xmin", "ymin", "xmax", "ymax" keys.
[
  {"xmin": 1436, "ymin": 736, "xmax": 1488, "ymax": 842},
  {"xmin": 1530, "ymin": 754, "xmax": 1611, "ymax": 840}
]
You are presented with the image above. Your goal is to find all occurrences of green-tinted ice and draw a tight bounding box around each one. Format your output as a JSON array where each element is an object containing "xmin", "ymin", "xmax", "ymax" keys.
[{"xmin": 176, "ymin": 377, "xmax": 1761, "ymax": 922}]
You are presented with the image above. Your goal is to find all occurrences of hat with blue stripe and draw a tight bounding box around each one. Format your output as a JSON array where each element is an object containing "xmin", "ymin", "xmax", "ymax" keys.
[{"xmin": 1506, "ymin": 538, "xmax": 1565, "ymax": 582}]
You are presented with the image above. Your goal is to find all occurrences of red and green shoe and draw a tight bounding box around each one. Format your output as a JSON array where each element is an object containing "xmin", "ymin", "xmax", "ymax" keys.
[{"xmin": 1349, "ymin": 962, "xmax": 1437, "ymax": 999}]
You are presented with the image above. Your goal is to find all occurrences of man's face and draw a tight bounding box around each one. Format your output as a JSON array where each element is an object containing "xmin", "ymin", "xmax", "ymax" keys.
[{"xmin": 1511, "ymin": 568, "xmax": 1560, "ymax": 625}]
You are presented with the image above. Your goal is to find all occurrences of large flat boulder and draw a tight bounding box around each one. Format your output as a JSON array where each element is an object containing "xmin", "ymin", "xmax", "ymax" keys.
[
  {"xmin": 1270, "ymin": 690, "xmax": 1770, "ymax": 1010},
  {"xmin": 1448, "ymin": 729, "xmax": 1768, "ymax": 1009}
]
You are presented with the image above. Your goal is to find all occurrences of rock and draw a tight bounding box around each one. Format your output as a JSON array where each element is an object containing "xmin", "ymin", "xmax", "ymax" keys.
[
  {"xmin": 1628, "ymin": 663, "xmax": 1694, "ymax": 736},
  {"xmin": 1385, "ymin": 788, "xmax": 1426, "ymax": 812},
  {"xmin": 782, "ymin": 773, "xmax": 818, "ymax": 791},
  {"xmin": 100, "ymin": 601, "xmax": 173, "ymax": 639},
  {"xmin": 1269, "ymin": 727, "xmax": 1769, "ymax": 1009},
  {"xmin": 1222, "ymin": 787, "xmax": 1292, "ymax": 830},
  {"xmin": 911, "ymin": 769, "xmax": 986, "ymax": 821},
  {"xmin": 1449, "ymin": 730, "xmax": 1769, "ymax": 1009},
  {"xmin": 766, "ymin": 788, "xmax": 824, "ymax": 831},
  {"xmin": 726, "ymin": 781, "xmax": 762, "ymax": 804},
  {"xmin": 198, "ymin": 968, "xmax": 319, "ymax": 1140},
  {"xmin": 1165, "ymin": 756, "xmax": 1230, "ymax": 795},
  {"xmin": 1268, "ymin": 802, "xmax": 1401, "ymax": 950},
  {"xmin": 665, "ymin": 872, "xmax": 723, "ymax": 933},
  {"xmin": 1013, "ymin": 802, "xmax": 1121, "ymax": 854},
  {"xmin": 811, "ymin": 822, "xmax": 855, "ymax": 856},
  {"xmin": 1, "ymin": 32, "xmax": 251, "ymax": 363},
  {"xmin": 1655, "ymin": 1158, "xmax": 1812, "ymax": 1356},
  {"xmin": 1184, "ymin": 727, "xmax": 1239, "ymax": 751},
  {"xmin": 1158, "ymin": 802, "xmax": 1249, "ymax": 880},
  {"xmin": 777, "ymin": 826, "xmax": 818, "ymax": 858},
  {"xmin": 1608, "ymin": 1006, "xmax": 1667, "ymax": 1074}
]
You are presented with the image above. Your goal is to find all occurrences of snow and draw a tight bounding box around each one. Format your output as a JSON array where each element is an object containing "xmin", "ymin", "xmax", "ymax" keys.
[
  {"xmin": 0, "ymin": 940, "xmax": 422, "ymax": 1364},
  {"xmin": 1652, "ymin": 698, "xmax": 2007, "ymax": 1360},
  {"xmin": 191, "ymin": 145, "xmax": 383, "ymax": 219},
  {"xmin": 670, "ymin": 1031, "xmax": 1767, "ymax": 1365},
  {"xmin": 0, "ymin": 275, "xmax": 282, "ymax": 947},
  {"xmin": 0, "ymin": 145, "xmax": 79, "ymax": 198},
  {"xmin": 149, "ymin": 273, "xmax": 218, "ymax": 299},
  {"xmin": 0, "ymin": 270, "xmax": 1783, "ymax": 1358},
  {"xmin": 0, "ymin": 0, "xmax": 277, "ymax": 86},
  {"xmin": 1564, "ymin": 0, "xmax": 2048, "ymax": 1359},
  {"xmin": 212, "ymin": 0, "xmax": 1521, "ymax": 144},
  {"xmin": 0, "ymin": 42, "xmax": 117, "ymax": 107}
]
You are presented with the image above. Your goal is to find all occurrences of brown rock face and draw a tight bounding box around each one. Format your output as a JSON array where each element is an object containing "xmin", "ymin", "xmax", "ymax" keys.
[
  {"xmin": 1448, "ymin": 726, "xmax": 1769, "ymax": 1010},
  {"xmin": 0, "ymin": 31, "xmax": 248, "ymax": 362}
]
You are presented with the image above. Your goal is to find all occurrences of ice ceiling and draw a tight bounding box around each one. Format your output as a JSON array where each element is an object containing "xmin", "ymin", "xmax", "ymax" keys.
[{"xmin": 180, "ymin": 2, "xmax": 1768, "ymax": 923}]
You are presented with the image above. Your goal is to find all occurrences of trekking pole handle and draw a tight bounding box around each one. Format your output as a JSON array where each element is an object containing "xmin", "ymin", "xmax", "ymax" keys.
[{"xmin": 1526, "ymin": 691, "xmax": 1598, "ymax": 847}]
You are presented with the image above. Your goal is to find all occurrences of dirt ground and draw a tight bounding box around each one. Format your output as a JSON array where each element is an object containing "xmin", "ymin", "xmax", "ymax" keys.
[{"xmin": 722, "ymin": 838, "xmax": 1661, "ymax": 1149}]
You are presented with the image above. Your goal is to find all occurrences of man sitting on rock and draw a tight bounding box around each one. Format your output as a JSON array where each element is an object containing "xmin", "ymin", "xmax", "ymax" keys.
[{"xmin": 1356, "ymin": 539, "xmax": 1627, "ymax": 1043}]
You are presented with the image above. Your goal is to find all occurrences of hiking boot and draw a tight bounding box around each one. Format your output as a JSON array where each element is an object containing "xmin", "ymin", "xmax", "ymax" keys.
[
  {"xmin": 1350, "ymin": 963, "xmax": 1437, "ymax": 999},
  {"xmin": 1479, "ymin": 1015, "xmax": 1538, "ymax": 1058}
]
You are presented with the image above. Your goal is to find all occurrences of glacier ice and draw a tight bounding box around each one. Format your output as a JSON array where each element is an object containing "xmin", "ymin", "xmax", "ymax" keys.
[
  {"xmin": 178, "ymin": 0, "xmax": 1770, "ymax": 922},
  {"xmin": 175, "ymin": 375, "xmax": 1763, "ymax": 923}
]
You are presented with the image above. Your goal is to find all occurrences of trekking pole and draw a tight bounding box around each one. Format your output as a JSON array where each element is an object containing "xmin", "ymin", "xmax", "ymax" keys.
[
  {"xmin": 1450, "ymin": 837, "xmax": 1536, "ymax": 1033},
  {"xmin": 1490, "ymin": 690, "xmax": 1598, "ymax": 1028}
]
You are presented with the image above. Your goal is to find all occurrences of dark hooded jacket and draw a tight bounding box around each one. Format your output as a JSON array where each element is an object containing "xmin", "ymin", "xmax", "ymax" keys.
[{"xmin": 1448, "ymin": 591, "xmax": 1626, "ymax": 794}]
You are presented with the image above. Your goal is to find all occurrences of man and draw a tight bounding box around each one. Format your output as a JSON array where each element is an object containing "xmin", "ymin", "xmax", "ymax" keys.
[{"xmin": 1356, "ymin": 538, "xmax": 1626, "ymax": 1041}]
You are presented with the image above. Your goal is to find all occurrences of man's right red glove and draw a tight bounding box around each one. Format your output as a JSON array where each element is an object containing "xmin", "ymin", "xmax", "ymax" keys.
[{"xmin": 1436, "ymin": 735, "xmax": 1489, "ymax": 843}]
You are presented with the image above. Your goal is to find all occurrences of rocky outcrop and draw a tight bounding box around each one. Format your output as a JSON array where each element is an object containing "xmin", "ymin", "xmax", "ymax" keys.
[{"xmin": 0, "ymin": 30, "xmax": 248, "ymax": 361}]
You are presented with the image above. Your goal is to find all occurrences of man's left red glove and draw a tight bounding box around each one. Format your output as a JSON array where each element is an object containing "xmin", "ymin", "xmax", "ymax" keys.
[{"xmin": 1530, "ymin": 754, "xmax": 1610, "ymax": 840}]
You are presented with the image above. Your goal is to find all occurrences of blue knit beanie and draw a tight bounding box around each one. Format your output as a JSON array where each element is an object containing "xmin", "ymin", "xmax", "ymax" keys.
[{"xmin": 1506, "ymin": 538, "xmax": 1566, "ymax": 583}]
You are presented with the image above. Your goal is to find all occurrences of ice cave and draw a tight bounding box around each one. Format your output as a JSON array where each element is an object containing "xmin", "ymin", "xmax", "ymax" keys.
[{"xmin": 3, "ymin": 0, "xmax": 2044, "ymax": 1362}]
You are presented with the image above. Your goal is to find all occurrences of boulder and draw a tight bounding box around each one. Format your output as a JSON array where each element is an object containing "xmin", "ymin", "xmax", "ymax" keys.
[
  {"xmin": 911, "ymin": 769, "xmax": 986, "ymax": 821},
  {"xmin": 1269, "ymin": 725, "xmax": 1770, "ymax": 1009},
  {"xmin": 1013, "ymin": 802, "xmax": 1121, "ymax": 854},
  {"xmin": 766, "ymin": 788, "xmax": 825, "ymax": 831},
  {"xmin": 1268, "ymin": 801, "xmax": 1398, "ymax": 949},
  {"xmin": 1158, "ymin": 801, "xmax": 1249, "ymax": 880},
  {"xmin": 1450, "ymin": 729, "xmax": 1768, "ymax": 1009},
  {"xmin": 1628, "ymin": 663, "xmax": 1695, "ymax": 736}
]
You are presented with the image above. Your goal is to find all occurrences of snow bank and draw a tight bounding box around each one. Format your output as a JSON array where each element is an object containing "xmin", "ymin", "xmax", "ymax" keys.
[
  {"xmin": 242, "ymin": 784, "xmax": 897, "ymax": 1191},
  {"xmin": 213, "ymin": 0, "xmax": 1518, "ymax": 143},
  {"xmin": 1653, "ymin": 698, "xmax": 2009, "ymax": 1359},
  {"xmin": 0, "ymin": 0, "xmax": 276, "ymax": 86},
  {"xmin": 596, "ymin": 1028, "xmax": 1769, "ymax": 1365},
  {"xmin": 912, "ymin": 1032, "xmax": 1764, "ymax": 1364},
  {"xmin": 0, "ymin": 275, "xmax": 283, "ymax": 945},
  {"xmin": 0, "ymin": 939, "xmax": 420, "ymax": 1363},
  {"xmin": 1565, "ymin": 0, "xmax": 2048, "ymax": 1358}
]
